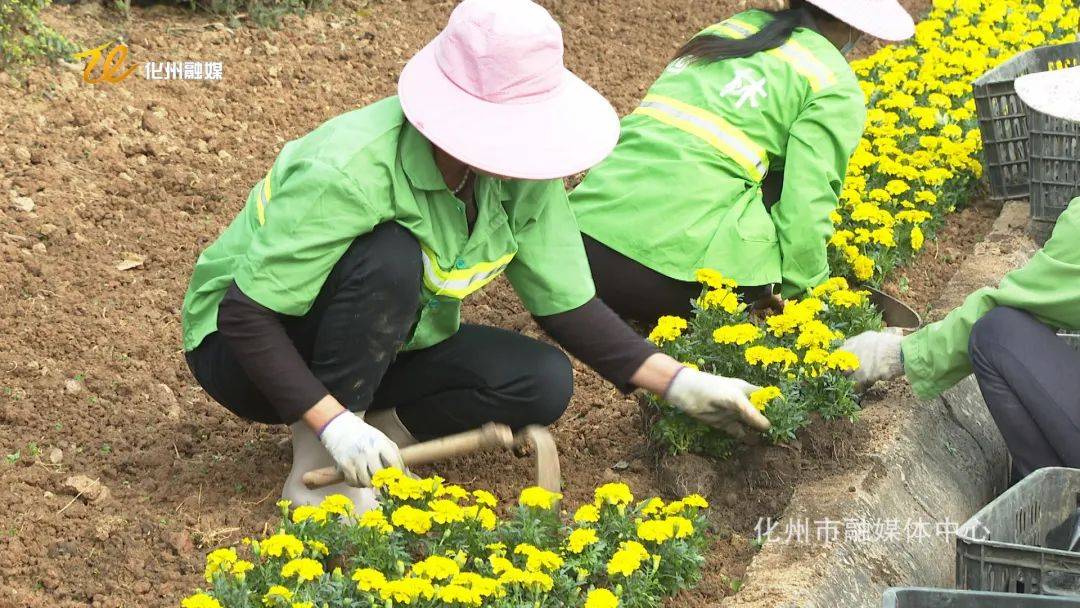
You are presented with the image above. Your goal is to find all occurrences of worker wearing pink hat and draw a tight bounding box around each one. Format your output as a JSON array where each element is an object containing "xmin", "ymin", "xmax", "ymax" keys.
[
  {"xmin": 182, "ymin": 0, "xmax": 771, "ymax": 510},
  {"xmin": 571, "ymin": 0, "xmax": 915, "ymax": 326}
]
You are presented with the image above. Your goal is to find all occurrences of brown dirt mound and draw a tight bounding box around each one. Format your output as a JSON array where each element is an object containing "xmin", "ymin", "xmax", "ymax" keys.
[{"xmin": 0, "ymin": 0, "xmax": 960, "ymax": 606}]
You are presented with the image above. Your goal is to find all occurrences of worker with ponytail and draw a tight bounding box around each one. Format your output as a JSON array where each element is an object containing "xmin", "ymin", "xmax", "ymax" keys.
[{"xmin": 570, "ymin": 0, "xmax": 915, "ymax": 323}]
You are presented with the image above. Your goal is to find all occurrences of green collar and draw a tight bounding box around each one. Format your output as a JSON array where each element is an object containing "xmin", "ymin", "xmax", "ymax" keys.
[{"xmin": 400, "ymin": 121, "xmax": 450, "ymax": 192}]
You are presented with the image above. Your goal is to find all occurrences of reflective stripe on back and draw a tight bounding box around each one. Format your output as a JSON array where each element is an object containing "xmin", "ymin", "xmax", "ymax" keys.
[
  {"xmin": 703, "ymin": 17, "xmax": 837, "ymax": 92},
  {"xmin": 633, "ymin": 94, "xmax": 768, "ymax": 181},
  {"xmin": 420, "ymin": 246, "xmax": 516, "ymax": 300}
]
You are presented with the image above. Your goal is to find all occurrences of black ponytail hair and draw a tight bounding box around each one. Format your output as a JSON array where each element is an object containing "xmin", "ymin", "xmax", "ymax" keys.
[{"xmin": 674, "ymin": 0, "xmax": 839, "ymax": 63}]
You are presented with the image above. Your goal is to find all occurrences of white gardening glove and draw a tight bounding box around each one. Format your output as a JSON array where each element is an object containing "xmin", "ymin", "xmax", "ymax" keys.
[
  {"xmin": 840, "ymin": 331, "xmax": 904, "ymax": 389},
  {"xmin": 319, "ymin": 411, "xmax": 404, "ymax": 487},
  {"xmin": 665, "ymin": 368, "xmax": 771, "ymax": 438}
]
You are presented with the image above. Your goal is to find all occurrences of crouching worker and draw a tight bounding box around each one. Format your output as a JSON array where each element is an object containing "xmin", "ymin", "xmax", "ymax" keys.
[
  {"xmin": 842, "ymin": 67, "xmax": 1080, "ymax": 481},
  {"xmin": 181, "ymin": 0, "xmax": 770, "ymax": 510},
  {"xmin": 568, "ymin": 0, "xmax": 915, "ymax": 324}
]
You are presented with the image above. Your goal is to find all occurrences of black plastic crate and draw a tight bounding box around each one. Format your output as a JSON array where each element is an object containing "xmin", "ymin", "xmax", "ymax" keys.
[
  {"xmin": 973, "ymin": 42, "xmax": 1080, "ymax": 200},
  {"xmin": 1026, "ymin": 104, "xmax": 1080, "ymax": 224},
  {"xmin": 884, "ymin": 587, "xmax": 1080, "ymax": 607},
  {"xmin": 956, "ymin": 468, "xmax": 1080, "ymax": 597}
]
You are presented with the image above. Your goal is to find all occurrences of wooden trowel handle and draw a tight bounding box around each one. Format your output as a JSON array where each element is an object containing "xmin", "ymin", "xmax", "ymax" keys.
[{"xmin": 301, "ymin": 422, "xmax": 514, "ymax": 490}]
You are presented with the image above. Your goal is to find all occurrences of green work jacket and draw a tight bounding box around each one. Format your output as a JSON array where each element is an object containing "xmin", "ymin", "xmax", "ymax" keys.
[
  {"xmin": 903, "ymin": 199, "xmax": 1080, "ymax": 399},
  {"xmin": 182, "ymin": 97, "xmax": 595, "ymax": 353},
  {"xmin": 569, "ymin": 10, "xmax": 866, "ymax": 297}
]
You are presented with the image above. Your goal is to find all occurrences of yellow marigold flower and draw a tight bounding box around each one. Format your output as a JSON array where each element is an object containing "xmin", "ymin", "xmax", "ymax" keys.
[
  {"xmin": 796, "ymin": 320, "xmax": 843, "ymax": 350},
  {"xmin": 262, "ymin": 587, "xmax": 293, "ymax": 604},
  {"xmin": 694, "ymin": 268, "xmax": 737, "ymax": 290},
  {"xmin": 648, "ymin": 315, "xmax": 688, "ymax": 344},
  {"xmin": 518, "ymin": 486, "xmax": 562, "ymax": 509},
  {"xmin": 370, "ymin": 467, "xmax": 405, "ymax": 489},
  {"xmin": 291, "ymin": 603, "xmax": 313, "ymax": 608},
  {"xmin": 438, "ymin": 584, "xmax": 483, "ymax": 606},
  {"xmin": 712, "ymin": 323, "xmax": 762, "ymax": 346},
  {"xmin": 871, "ymin": 227, "xmax": 897, "ymax": 248},
  {"xmin": 428, "ymin": 499, "xmax": 466, "ymax": 524},
  {"xmin": 458, "ymin": 505, "xmax": 496, "ymax": 530},
  {"xmin": 829, "ymin": 289, "xmax": 868, "ymax": 309},
  {"xmin": 668, "ymin": 516, "xmax": 695, "ymax": 539},
  {"xmin": 472, "ymin": 489, "xmax": 497, "ymax": 508},
  {"xmin": 498, "ymin": 567, "xmax": 554, "ymax": 591},
  {"xmin": 203, "ymin": 547, "xmax": 237, "ymax": 582},
  {"xmin": 744, "ymin": 346, "xmax": 799, "ymax": 369},
  {"xmin": 181, "ymin": 593, "xmax": 222, "ymax": 608},
  {"xmin": 291, "ymin": 505, "xmax": 328, "ymax": 524},
  {"xmin": 559, "ymin": 528, "xmax": 595, "ymax": 554},
  {"xmin": 663, "ymin": 500, "xmax": 686, "ymax": 515},
  {"xmin": 486, "ymin": 542, "xmax": 507, "ymax": 556},
  {"xmin": 853, "ymin": 255, "xmax": 875, "ymax": 281},
  {"xmin": 682, "ymin": 494, "xmax": 709, "ymax": 509},
  {"xmin": 827, "ymin": 350, "xmax": 861, "ymax": 372},
  {"xmin": 391, "ymin": 505, "xmax": 433, "ymax": 535},
  {"xmin": 523, "ymin": 549, "xmax": 563, "ymax": 572},
  {"xmin": 352, "ymin": 567, "xmax": 387, "ymax": 592},
  {"xmin": 911, "ymin": 225, "xmax": 925, "ymax": 251},
  {"xmin": 640, "ymin": 497, "xmax": 665, "ymax": 517},
  {"xmin": 412, "ymin": 555, "xmax": 460, "ymax": 580},
  {"xmin": 489, "ymin": 555, "xmax": 514, "ymax": 574},
  {"xmin": 811, "ymin": 277, "xmax": 850, "ymax": 298},
  {"xmin": 231, "ymin": 560, "xmax": 254, "ymax": 578},
  {"xmin": 574, "ymin": 503, "xmax": 600, "ymax": 523},
  {"xmin": 594, "ymin": 482, "xmax": 634, "ymax": 507},
  {"xmin": 358, "ymin": 509, "xmax": 393, "ymax": 534},
  {"xmin": 764, "ymin": 313, "xmax": 799, "ymax": 337},
  {"xmin": 585, "ymin": 588, "xmax": 620, "ymax": 608},
  {"xmin": 306, "ymin": 540, "xmax": 329, "ymax": 556},
  {"xmin": 262, "ymin": 585, "xmax": 293, "ymax": 606},
  {"xmin": 803, "ymin": 347, "xmax": 829, "ymax": 368},
  {"xmin": 607, "ymin": 541, "xmax": 650, "ymax": 577},
  {"xmin": 749, "ymin": 386, "xmax": 783, "ymax": 412},
  {"xmin": 281, "ymin": 558, "xmax": 324, "ymax": 582},
  {"xmin": 318, "ymin": 493, "xmax": 354, "ymax": 517},
  {"xmin": 698, "ymin": 288, "xmax": 744, "ymax": 314},
  {"xmin": 450, "ymin": 572, "xmax": 501, "ymax": 598},
  {"xmin": 261, "ymin": 532, "xmax": 305, "ymax": 559},
  {"xmin": 380, "ymin": 577, "xmax": 436, "ymax": 604},
  {"xmin": 637, "ymin": 519, "xmax": 675, "ymax": 543}
]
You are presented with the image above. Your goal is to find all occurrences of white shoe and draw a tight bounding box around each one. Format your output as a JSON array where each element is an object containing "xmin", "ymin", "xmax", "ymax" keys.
[{"xmin": 282, "ymin": 421, "xmax": 379, "ymax": 512}]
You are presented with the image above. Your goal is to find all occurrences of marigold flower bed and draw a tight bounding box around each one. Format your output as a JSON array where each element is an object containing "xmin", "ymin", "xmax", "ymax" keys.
[
  {"xmin": 181, "ymin": 470, "xmax": 710, "ymax": 608},
  {"xmin": 830, "ymin": 0, "xmax": 1079, "ymax": 284}
]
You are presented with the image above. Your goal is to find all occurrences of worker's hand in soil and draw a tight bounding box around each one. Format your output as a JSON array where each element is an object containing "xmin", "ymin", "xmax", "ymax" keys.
[
  {"xmin": 319, "ymin": 410, "xmax": 404, "ymax": 487},
  {"xmin": 665, "ymin": 368, "xmax": 771, "ymax": 437},
  {"xmin": 840, "ymin": 331, "xmax": 905, "ymax": 389},
  {"xmin": 751, "ymin": 291, "xmax": 785, "ymax": 319}
]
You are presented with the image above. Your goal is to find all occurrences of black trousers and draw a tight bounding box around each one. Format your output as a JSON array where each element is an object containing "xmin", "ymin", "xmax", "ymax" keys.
[
  {"xmin": 583, "ymin": 235, "xmax": 772, "ymax": 327},
  {"xmin": 969, "ymin": 306, "xmax": 1080, "ymax": 478},
  {"xmin": 186, "ymin": 223, "xmax": 573, "ymax": 441}
]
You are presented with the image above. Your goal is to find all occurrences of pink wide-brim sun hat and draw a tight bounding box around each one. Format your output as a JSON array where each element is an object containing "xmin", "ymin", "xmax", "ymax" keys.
[
  {"xmin": 398, "ymin": 0, "xmax": 619, "ymax": 181},
  {"xmin": 806, "ymin": 0, "xmax": 916, "ymax": 42}
]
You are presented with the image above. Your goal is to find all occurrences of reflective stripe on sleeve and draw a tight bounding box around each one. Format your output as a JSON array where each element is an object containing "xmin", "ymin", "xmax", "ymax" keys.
[
  {"xmin": 256, "ymin": 167, "xmax": 272, "ymax": 226},
  {"xmin": 633, "ymin": 94, "xmax": 768, "ymax": 181},
  {"xmin": 420, "ymin": 246, "xmax": 516, "ymax": 300}
]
